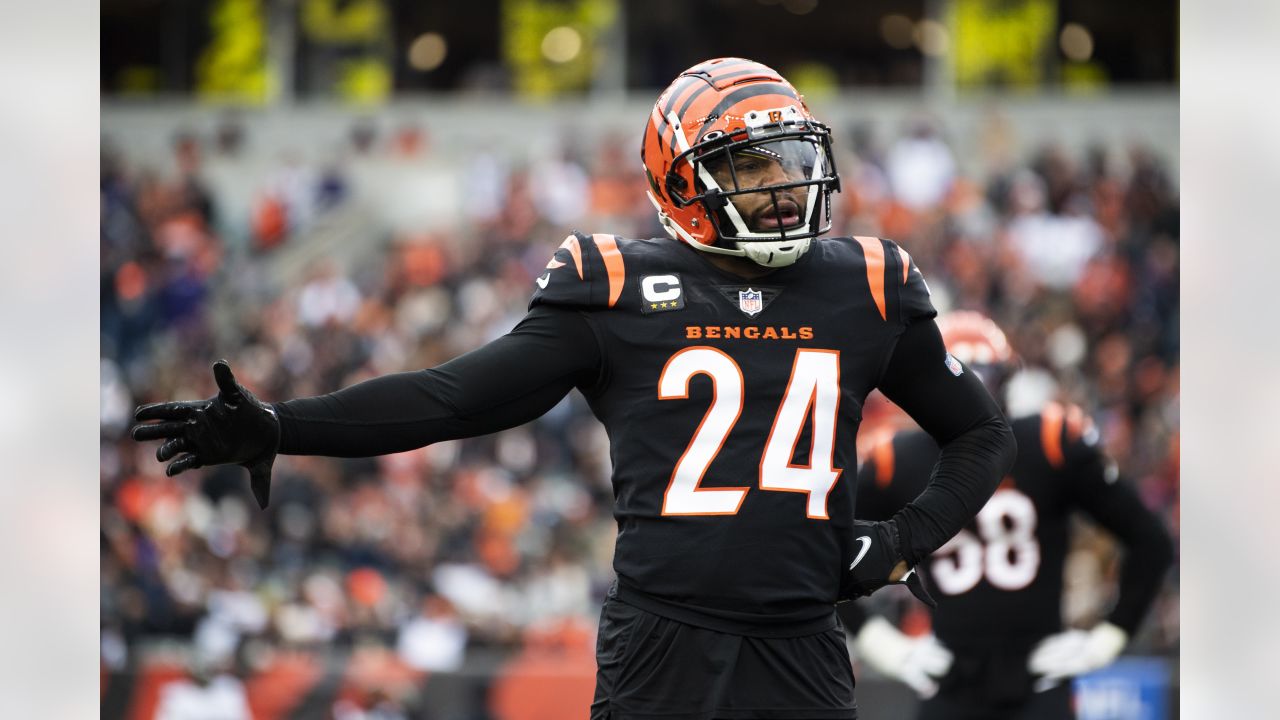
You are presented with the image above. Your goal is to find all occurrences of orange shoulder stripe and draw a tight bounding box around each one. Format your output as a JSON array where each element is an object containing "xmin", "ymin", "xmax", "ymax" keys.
[
  {"xmin": 558, "ymin": 235, "xmax": 584, "ymax": 279},
  {"xmin": 1041, "ymin": 401, "xmax": 1065, "ymax": 468},
  {"xmin": 1064, "ymin": 404, "xmax": 1085, "ymax": 443},
  {"xmin": 592, "ymin": 234, "xmax": 626, "ymax": 308},
  {"xmin": 897, "ymin": 246, "xmax": 911, "ymax": 284},
  {"xmin": 853, "ymin": 236, "xmax": 887, "ymax": 321},
  {"xmin": 873, "ymin": 437, "xmax": 895, "ymax": 488}
]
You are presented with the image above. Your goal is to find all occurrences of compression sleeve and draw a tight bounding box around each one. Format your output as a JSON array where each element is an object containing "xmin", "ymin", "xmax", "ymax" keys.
[
  {"xmin": 876, "ymin": 319, "xmax": 1017, "ymax": 566},
  {"xmin": 273, "ymin": 305, "xmax": 602, "ymax": 457}
]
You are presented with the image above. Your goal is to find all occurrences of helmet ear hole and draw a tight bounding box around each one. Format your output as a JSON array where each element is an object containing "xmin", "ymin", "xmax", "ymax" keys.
[{"xmin": 666, "ymin": 172, "xmax": 688, "ymax": 198}]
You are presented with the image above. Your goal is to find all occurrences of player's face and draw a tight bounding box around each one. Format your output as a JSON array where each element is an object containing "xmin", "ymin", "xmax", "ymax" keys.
[{"xmin": 703, "ymin": 139, "xmax": 815, "ymax": 231}]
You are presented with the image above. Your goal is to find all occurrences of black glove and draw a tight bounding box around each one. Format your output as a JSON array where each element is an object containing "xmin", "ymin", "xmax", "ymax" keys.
[
  {"xmin": 131, "ymin": 360, "xmax": 280, "ymax": 509},
  {"xmin": 842, "ymin": 519, "xmax": 937, "ymax": 608}
]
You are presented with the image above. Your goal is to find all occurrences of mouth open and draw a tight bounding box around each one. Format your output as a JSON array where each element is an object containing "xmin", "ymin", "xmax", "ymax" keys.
[{"xmin": 755, "ymin": 199, "xmax": 804, "ymax": 230}]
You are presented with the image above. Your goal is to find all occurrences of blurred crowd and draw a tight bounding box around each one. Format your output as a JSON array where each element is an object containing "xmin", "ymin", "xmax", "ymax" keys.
[{"xmin": 100, "ymin": 110, "xmax": 1179, "ymax": 713}]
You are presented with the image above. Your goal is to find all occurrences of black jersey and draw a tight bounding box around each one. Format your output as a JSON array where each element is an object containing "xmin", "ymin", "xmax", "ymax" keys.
[
  {"xmin": 854, "ymin": 403, "xmax": 1169, "ymax": 648},
  {"xmin": 530, "ymin": 231, "xmax": 936, "ymax": 634},
  {"xmin": 272, "ymin": 230, "xmax": 1013, "ymax": 638}
]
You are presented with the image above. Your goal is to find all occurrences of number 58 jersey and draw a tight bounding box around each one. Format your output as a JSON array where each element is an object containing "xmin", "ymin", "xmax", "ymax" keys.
[
  {"xmin": 855, "ymin": 406, "xmax": 1123, "ymax": 647},
  {"xmin": 530, "ymin": 232, "xmax": 936, "ymax": 636}
]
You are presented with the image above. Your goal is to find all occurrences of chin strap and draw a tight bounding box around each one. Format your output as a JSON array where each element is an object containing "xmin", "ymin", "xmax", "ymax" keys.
[{"xmin": 741, "ymin": 238, "xmax": 811, "ymax": 267}]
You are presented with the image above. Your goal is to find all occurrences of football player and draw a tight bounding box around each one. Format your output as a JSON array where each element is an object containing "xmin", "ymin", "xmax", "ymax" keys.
[
  {"xmin": 840, "ymin": 311, "xmax": 1174, "ymax": 719},
  {"xmin": 133, "ymin": 59, "xmax": 1016, "ymax": 720}
]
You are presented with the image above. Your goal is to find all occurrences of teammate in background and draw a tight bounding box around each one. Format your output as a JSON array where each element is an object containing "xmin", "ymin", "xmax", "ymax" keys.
[
  {"xmin": 133, "ymin": 58, "xmax": 1016, "ymax": 720},
  {"xmin": 840, "ymin": 311, "xmax": 1173, "ymax": 720}
]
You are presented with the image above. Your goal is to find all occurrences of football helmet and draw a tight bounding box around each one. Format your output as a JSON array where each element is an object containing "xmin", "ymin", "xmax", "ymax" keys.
[
  {"xmin": 937, "ymin": 311, "xmax": 1017, "ymax": 395},
  {"xmin": 641, "ymin": 58, "xmax": 841, "ymax": 267}
]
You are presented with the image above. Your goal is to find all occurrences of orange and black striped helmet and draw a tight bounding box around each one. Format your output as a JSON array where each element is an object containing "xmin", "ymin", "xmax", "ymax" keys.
[{"xmin": 641, "ymin": 58, "xmax": 841, "ymax": 267}]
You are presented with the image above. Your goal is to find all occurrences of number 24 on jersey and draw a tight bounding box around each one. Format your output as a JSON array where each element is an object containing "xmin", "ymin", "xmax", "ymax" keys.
[{"xmin": 658, "ymin": 346, "xmax": 842, "ymax": 519}]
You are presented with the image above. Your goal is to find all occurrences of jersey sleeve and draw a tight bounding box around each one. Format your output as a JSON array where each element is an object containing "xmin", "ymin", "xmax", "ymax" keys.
[
  {"xmin": 274, "ymin": 306, "xmax": 602, "ymax": 457},
  {"xmin": 529, "ymin": 231, "xmax": 628, "ymax": 311},
  {"xmin": 887, "ymin": 239, "xmax": 937, "ymax": 325},
  {"xmin": 850, "ymin": 236, "xmax": 937, "ymax": 327}
]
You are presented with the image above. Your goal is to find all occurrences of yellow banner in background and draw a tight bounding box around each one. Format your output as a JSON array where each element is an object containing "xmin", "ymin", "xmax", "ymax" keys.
[
  {"xmin": 197, "ymin": 0, "xmax": 270, "ymax": 104},
  {"xmin": 300, "ymin": 0, "xmax": 392, "ymax": 105},
  {"xmin": 949, "ymin": 0, "xmax": 1056, "ymax": 90},
  {"xmin": 502, "ymin": 0, "xmax": 618, "ymax": 100}
]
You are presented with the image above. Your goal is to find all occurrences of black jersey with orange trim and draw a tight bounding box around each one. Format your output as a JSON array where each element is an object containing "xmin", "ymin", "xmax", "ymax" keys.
[
  {"xmin": 854, "ymin": 404, "xmax": 1145, "ymax": 647},
  {"xmin": 531, "ymin": 232, "xmax": 936, "ymax": 635}
]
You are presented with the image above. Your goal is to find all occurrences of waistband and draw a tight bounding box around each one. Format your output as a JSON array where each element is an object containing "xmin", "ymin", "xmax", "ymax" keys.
[{"xmin": 614, "ymin": 581, "xmax": 839, "ymax": 638}]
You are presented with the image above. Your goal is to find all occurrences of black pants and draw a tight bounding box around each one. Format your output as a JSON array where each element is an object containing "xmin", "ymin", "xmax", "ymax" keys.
[
  {"xmin": 916, "ymin": 681, "xmax": 1073, "ymax": 720},
  {"xmin": 590, "ymin": 595, "xmax": 858, "ymax": 720},
  {"xmin": 917, "ymin": 642, "xmax": 1074, "ymax": 720}
]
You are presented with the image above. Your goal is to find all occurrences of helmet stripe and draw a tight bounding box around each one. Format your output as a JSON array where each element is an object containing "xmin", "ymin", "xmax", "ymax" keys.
[
  {"xmin": 687, "ymin": 58, "xmax": 755, "ymax": 82},
  {"xmin": 702, "ymin": 83, "xmax": 799, "ymax": 125},
  {"xmin": 704, "ymin": 66, "xmax": 773, "ymax": 86},
  {"xmin": 673, "ymin": 82, "xmax": 717, "ymax": 125},
  {"xmin": 662, "ymin": 77, "xmax": 711, "ymax": 153},
  {"xmin": 661, "ymin": 76, "xmax": 708, "ymax": 123}
]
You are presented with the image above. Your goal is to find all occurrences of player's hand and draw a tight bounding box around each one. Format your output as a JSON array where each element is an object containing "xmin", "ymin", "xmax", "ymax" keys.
[
  {"xmin": 131, "ymin": 360, "xmax": 280, "ymax": 509},
  {"xmin": 1027, "ymin": 622, "xmax": 1128, "ymax": 689},
  {"xmin": 842, "ymin": 520, "xmax": 937, "ymax": 607},
  {"xmin": 854, "ymin": 615, "xmax": 953, "ymax": 698}
]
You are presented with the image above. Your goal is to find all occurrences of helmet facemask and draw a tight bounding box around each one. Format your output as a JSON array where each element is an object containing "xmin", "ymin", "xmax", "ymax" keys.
[{"xmin": 663, "ymin": 106, "xmax": 840, "ymax": 268}]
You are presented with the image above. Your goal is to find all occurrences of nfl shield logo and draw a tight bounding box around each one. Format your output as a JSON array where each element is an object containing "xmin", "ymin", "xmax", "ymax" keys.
[
  {"xmin": 944, "ymin": 353, "xmax": 964, "ymax": 376},
  {"xmin": 738, "ymin": 288, "xmax": 764, "ymax": 317}
]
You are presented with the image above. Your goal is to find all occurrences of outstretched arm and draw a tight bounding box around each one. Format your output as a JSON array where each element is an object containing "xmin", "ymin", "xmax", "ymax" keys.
[
  {"xmin": 275, "ymin": 305, "xmax": 601, "ymax": 456},
  {"xmin": 132, "ymin": 305, "xmax": 601, "ymax": 506}
]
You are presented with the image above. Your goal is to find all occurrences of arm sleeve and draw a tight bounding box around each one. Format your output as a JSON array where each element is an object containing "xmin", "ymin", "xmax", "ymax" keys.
[
  {"xmin": 273, "ymin": 305, "xmax": 602, "ymax": 457},
  {"xmin": 1066, "ymin": 436, "xmax": 1175, "ymax": 635},
  {"xmin": 876, "ymin": 319, "xmax": 1017, "ymax": 566}
]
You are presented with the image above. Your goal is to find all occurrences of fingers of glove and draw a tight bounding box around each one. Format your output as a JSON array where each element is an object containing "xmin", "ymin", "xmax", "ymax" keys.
[
  {"xmin": 248, "ymin": 462, "xmax": 272, "ymax": 509},
  {"xmin": 1028, "ymin": 633, "xmax": 1087, "ymax": 675},
  {"xmin": 132, "ymin": 421, "xmax": 191, "ymax": 442},
  {"xmin": 1027, "ymin": 645, "xmax": 1064, "ymax": 675},
  {"xmin": 166, "ymin": 454, "xmax": 203, "ymax": 477},
  {"xmin": 916, "ymin": 642, "xmax": 954, "ymax": 676},
  {"xmin": 212, "ymin": 360, "xmax": 244, "ymax": 406},
  {"xmin": 1033, "ymin": 677, "xmax": 1063, "ymax": 693},
  {"xmin": 903, "ymin": 673, "xmax": 939, "ymax": 699},
  {"xmin": 156, "ymin": 437, "xmax": 189, "ymax": 462},
  {"xmin": 135, "ymin": 401, "xmax": 203, "ymax": 423},
  {"xmin": 903, "ymin": 570, "xmax": 937, "ymax": 608}
]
